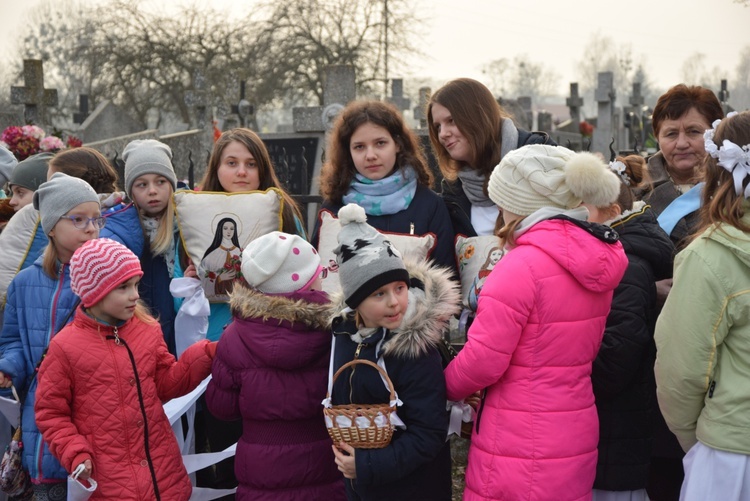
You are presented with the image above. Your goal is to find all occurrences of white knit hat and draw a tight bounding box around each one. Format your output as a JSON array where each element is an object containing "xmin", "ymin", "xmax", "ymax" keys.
[
  {"xmin": 488, "ymin": 145, "xmax": 621, "ymax": 216},
  {"xmin": 241, "ymin": 231, "xmax": 322, "ymax": 294}
]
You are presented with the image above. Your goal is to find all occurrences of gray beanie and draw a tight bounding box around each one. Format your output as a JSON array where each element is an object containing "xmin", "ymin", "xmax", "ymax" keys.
[
  {"xmin": 0, "ymin": 145, "xmax": 18, "ymax": 187},
  {"xmin": 33, "ymin": 172, "xmax": 100, "ymax": 235},
  {"xmin": 122, "ymin": 139, "xmax": 177, "ymax": 197},
  {"xmin": 9, "ymin": 152, "xmax": 53, "ymax": 192},
  {"xmin": 334, "ymin": 203, "xmax": 410, "ymax": 309}
]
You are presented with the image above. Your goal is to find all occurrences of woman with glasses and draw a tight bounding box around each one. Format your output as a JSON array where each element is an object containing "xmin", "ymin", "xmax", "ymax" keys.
[{"xmin": 0, "ymin": 173, "xmax": 102, "ymax": 500}]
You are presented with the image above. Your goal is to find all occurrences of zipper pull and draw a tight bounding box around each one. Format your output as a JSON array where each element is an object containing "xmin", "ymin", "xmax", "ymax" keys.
[
  {"xmin": 708, "ymin": 380, "xmax": 716, "ymax": 398},
  {"xmin": 353, "ymin": 342, "xmax": 363, "ymax": 359},
  {"xmin": 409, "ymin": 222, "xmax": 415, "ymax": 235},
  {"xmin": 112, "ymin": 326, "xmax": 121, "ymax": 346}
]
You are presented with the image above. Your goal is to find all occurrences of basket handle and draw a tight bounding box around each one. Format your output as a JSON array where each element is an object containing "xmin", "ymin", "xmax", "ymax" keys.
[{"xmin": 329, "ymin": 359, "xmax": 396, "ymax": 402}]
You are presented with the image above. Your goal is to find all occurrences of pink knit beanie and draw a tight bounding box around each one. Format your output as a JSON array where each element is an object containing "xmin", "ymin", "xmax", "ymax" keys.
[{"xmin": 70, "ymin": 238, "xmax": 144, "ymax": 307}]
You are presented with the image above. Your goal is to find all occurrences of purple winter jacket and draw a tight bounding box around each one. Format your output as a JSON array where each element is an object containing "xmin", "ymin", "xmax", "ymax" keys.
[{"xmin": 205, "ymin": 285, "xmax": 345, "ymax": 500}]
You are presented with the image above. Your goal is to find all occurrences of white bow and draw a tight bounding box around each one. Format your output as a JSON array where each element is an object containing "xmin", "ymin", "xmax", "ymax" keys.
[{"xmin": 717, "ymin": 140, "xmax": 750, "ymax": 198}]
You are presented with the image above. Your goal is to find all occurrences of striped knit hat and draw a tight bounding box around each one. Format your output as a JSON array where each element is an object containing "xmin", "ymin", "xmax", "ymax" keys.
[{"xmin": 70, "ymin": 238, "xmax": 143, "ymax": 307}]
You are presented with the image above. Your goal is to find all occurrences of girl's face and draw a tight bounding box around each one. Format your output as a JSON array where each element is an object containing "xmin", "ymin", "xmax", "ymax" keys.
[
  {"xmin": 222, "ymin": 221, "xmax": 235, "ymax": 241},
  {"xmin": 349, "ymin": 122, "xmax": 400, "ymax": 181},
  {"xmin": 431, "ymin": 102, "xmax": 471, "ymax": 164},
  {"xmin": 130, "ymin": 174, "xmax": 172, "ymax": 217},
  {"xmin": 49, "ymin": 201, "xmax": 101, "ymax": 264},
  {"xmin": 357, "ymin": 281, "xmax": 409, "ymax": 330},
  {"xmin": 657, "ymin": 107, "xmax": 711, "ymax": 182},
  {"xmin": 217, "ymin": 141, "xmax": 261, "ymax": 193},
  {"xmin": 88, "ymin": 275, "xmax": 140, "ymax": 325},
  {"xmin": 8, "ymin": 185, "xmax": 33, "ymax": 212}
]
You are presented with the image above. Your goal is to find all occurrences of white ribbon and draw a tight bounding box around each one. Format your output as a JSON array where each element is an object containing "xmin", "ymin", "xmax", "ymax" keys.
[
  {"xmin": 169, "ymin": 277, "xmax": 210, "ymax": 358},
  {"xmin": 446, "ymin": 400, "xmax": 473, "ymax": 439},
  {"xmin": 717, "ymin": 140, "xmax": 750, "ymax": 198}
]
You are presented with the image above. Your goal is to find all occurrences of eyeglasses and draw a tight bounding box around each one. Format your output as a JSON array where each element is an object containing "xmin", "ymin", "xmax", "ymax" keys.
[{"xmin": 60, "ymin": 215, "xmax": 106, "ymax": 230}]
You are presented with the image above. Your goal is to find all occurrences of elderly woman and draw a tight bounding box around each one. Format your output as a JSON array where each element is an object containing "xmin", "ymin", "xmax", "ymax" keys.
[{"xmin": 645, "ymin": 84, "xmax": 723, "ymax": 249}]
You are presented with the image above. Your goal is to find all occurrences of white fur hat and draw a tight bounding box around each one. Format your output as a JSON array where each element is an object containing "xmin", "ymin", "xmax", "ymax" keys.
[{"xmin": 488, "ymin": 145, "xmax": 621, "ymax": 216}]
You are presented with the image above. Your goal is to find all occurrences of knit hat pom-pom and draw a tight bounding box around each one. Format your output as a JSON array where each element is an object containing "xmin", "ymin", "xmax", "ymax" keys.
[
  {"xmin": 565, "ymin": 152, "xmax": 622, "ymax": 208},
  {"xmin": 338, "ymin": 203, "xmax": 367, "ymax": 225}
]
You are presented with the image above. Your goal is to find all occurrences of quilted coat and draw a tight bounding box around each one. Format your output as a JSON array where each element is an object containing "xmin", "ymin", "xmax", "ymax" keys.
[
  {"xmin": 591, "ymin": 203, "xmax": 674, "ymax": 491},
  {"xmin": 34, "ymin": 309, "xmax": 215, "ymax": 500},
  {"xmin": 0, "ymin": 257, "xmax": 78, "ymax": 484},
  {"xmin": 205, "ymin": 285, "xmax": 345, "ymax": 500},
  {"xmin": 444, "ymin": 218, "xmax": 628, "ymax": 501},
  {"xmin": 328, "ymin": 260, "xmax": 461, "ymax": 500}
]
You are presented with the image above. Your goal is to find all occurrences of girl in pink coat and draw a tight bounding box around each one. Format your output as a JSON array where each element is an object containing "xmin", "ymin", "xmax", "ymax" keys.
[{"xmin": 445, "ymin": 145, "xmax": 628, "ymax": 501}]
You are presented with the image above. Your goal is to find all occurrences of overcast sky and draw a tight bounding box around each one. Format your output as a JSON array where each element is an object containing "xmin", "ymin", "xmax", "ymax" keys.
[{"xmin": 1, "ymin": 0, "xmax": 748, "ymax": 97}]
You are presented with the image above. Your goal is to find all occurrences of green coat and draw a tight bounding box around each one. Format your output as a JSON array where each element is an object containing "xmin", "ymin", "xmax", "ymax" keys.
[{"xmin": 655, "ymin": 213, "xmax": 750, "ymax": 454}]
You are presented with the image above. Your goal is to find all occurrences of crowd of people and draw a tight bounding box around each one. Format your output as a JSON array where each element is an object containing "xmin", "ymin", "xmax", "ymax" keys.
[{"xmin": 0, "ymin": 78, "xmax": 746, "ymax": 501}]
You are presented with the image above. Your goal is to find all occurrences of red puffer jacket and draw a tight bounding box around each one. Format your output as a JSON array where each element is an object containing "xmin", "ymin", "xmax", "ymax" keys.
[{"xmin": 35, "ymin": 308, "xmax": 215, "ymax": 500}]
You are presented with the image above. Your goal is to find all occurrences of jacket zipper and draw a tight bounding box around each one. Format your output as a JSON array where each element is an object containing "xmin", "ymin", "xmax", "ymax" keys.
[
  {"xmin": 35, "ymin": 262, "xmax": 66, "ymax": 480},
  {"xmin": 474, "ymin": 389, "xmax": 487, "ymax": 434}
]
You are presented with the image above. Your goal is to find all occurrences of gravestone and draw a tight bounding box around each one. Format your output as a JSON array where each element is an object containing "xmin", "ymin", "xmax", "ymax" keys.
[
  {"xmin": 566, "ymin": 83, "xmax": 583, "ymax": 128},
  {"xmin": 387, "ymin": 79, "xmax": 411, "ymax": 113},
  {"xmin": 718, "ymin": 79, "xmax": 735, "ymax": 115},
  {"xmin": 591, "ymin": 72, "xmax": 616, "ymax": 158},
  {"xmin": 230, "ymin": 80, "xmax": 257, "ymax": 130},
  {"xmin": 10, "ymin": 59, "xmax": 58, "ymax": 128},
  {"xmin": 293, "ymin": 65, "xmax": 356, "ymax": 133},
  {"xmin": 537, "ymin": 111, "xmax": 553, "ymax": 133},
  {"xmin": 75, "ymin": 100, "xmax": 144, "ymax": 143},
  {"xmin": 623, "ymin": 83, "xmax": 644, "ymax": 150},
  {"xmin": 0, "ymin": 111, "xmax": 24, "ymax": 132},
  {"xmin": 516, "ymin": 96, "xmax": 533, "ymax": 130},
  {"xmin": 413, "ymin": 87, "xmax": 431, "ymax": 129},
  {"xmin": 73, "ymin": 95, "xmax": 90, "ymax": 125}
]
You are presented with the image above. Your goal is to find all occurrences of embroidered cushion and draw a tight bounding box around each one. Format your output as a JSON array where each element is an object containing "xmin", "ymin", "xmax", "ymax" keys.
[{"xmin": 455, "ymin": 234, "xmax": 505, "ymax": 311}]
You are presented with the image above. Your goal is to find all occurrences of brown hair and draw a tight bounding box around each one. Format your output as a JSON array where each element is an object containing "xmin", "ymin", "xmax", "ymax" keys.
[
  {"xmin": 319, "ymin": 100, "xmax": 432, "ymax": 204},
  {"xmin": 607, "ymin": 155, "xmax": 652, "ymax": 215},
  {"xmin": 42, "ymin": 241, "xmax": 60, "ymax": 278},
  {"xmin": 427, "ymin": 78, "xmax": 508, "ymax": 183},
  {"xmin": 652, "ymin": 84, "xmax": 723, "ymax": 137},
  {"xmin": 695, "ymin": 111, "xmax": 750, "ymax": 238},
  {"xmin": 201, "ymin": 128, "xmax": 304, "ymax": 236},
  {"xmin": 49, "ymin": 147, "xmax": 118, "ymax": 194}
]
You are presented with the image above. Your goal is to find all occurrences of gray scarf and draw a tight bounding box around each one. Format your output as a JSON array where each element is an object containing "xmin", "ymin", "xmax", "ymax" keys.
[{"xmin": 457, "ymin": 119, "xmax": 519, "ymax": 208}]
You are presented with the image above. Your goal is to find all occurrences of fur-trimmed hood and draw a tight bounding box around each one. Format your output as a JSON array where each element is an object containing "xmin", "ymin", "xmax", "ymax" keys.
[
  {"xmin": 329, "ymin": 260, "xmax": 461, "ymax": 359},
  {"xmin": 229, "ymin": 284, "xmax": 331, "ymax": 331}
]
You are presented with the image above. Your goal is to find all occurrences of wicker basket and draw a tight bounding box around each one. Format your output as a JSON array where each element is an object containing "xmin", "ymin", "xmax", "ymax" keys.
[{"xmin": 324, "ymin": 359, "xmax": 397, "ymax": 449}]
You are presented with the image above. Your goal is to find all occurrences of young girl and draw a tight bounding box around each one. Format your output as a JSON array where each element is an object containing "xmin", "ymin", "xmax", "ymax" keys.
[
  {"xmin": 427, "ymin": 78, "xmax": 555, "ymax": 237},
  {"xmin": 444, "ymin": 145, "xmax": 628, "ymax": 500},
  {"xmin": 34, "ymin": 238, "xmax": 217, "ymax": 500},
  {"xmin": 7, "ymin": 152, "xmax": 52, "ymax": 212},
  {"xmin": 655, "ymin": 111, "xmax": 750, "ymax": 500},
  {"xmin": 0, "ymin": 172, "xmax": 102, "ymax": 499},
  {"xmin": 328, "ymin": 203, "xmax": 460, "ymax": 500},
  {"xmin": 584, "ymin": 156, "xmax": 675, "ymax": 500},
  {"xmin": 190, "ymin": 128, "xmax": 307, "ymax": 496},
  {"xmin": 313, "ymin": 100, "xmax": 455, "ymax": 271},
  {"xmin": 206, "ymin": 231, "xmax": 345, "ymax": 500},
  {"xmin": 121, "ymin": 139, "xmax": 180, "ymax": 353}
]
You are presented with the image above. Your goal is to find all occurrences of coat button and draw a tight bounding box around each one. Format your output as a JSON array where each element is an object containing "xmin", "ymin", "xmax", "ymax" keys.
[
  {"xmin": 129, "ymin": 378, "xmax": 136, "ymax": 386},
  {"xmin": 136, "ymin": 420, "xmax": 143, "ymax": 427},
  {"xmin": 140, "ymin": 460, "xmax": 148, "ymax": 467}
]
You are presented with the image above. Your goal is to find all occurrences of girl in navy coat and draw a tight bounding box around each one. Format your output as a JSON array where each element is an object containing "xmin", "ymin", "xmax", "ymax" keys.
[{"xmin": 312, "ymin": 100, "xmax": 455, "ymax": 273}]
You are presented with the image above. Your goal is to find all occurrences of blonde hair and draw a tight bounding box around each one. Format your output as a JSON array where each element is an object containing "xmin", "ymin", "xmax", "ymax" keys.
[
  {"xmin": 42, "ymin": 241, "xmax": 60, "ymax": 278},
  {"xmin": 133, "ymin": 302, "xmax": 159, "ymax": 325},
  {"xmin": 137, "ymin": 189, "xmax": 175, "ymax": 256}
]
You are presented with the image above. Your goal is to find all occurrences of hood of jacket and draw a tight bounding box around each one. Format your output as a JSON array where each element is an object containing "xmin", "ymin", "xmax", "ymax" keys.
[
  {"xmin": 609, "ymin": 201, "xmax": 675, "ymax": 281},
  {"xmin": 229, "ymin": 284, "xmax": 331, "ymax": 331},
  {"xmin": 516, "ymin": 218, "xmax": 627, "ymax": 293},
  {"xmin": 329, "ymin": 260, "xmax": 460, "ymax": 359},
  {"xmin": 699, "ymin": 210, "xmax": 750, "ymax": 269}
]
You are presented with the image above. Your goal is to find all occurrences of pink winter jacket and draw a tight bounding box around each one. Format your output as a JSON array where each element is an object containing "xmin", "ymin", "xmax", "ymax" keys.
[{"xmin": 445, "ymin": 219, "xmax": 627, "ymax": 501}]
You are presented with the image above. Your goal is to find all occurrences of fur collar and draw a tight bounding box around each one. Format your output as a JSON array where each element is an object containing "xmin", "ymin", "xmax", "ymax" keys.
[
  {"xmin": 229, "ymin": 284, "xmax": 331, "ymax": 331},
  {"xmin": 329, "ymin": 260, "xmax": 461, "ymax": 358}
]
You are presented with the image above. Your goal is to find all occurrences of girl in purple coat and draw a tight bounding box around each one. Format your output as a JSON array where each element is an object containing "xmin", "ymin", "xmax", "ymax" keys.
[{"xmin": 205, "ymin": 231, "xmax": 345, "ymax": 501}]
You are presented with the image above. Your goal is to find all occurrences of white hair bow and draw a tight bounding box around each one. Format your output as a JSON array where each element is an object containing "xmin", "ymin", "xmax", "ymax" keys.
[{"xmin": 703, "ymin": 112, "xmax": 750, "ymax": 198}]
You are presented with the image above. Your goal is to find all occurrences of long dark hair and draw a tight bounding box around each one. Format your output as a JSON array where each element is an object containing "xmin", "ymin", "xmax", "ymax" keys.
[{"xmin": 202, "ymin": 217, "xmax": 241, "ymax": 260}]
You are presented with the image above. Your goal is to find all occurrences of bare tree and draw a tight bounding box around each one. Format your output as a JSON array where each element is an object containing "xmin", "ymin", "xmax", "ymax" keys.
[{"xmin": 481, "ymin": 58, "xmax": 511, "ymax": 98}]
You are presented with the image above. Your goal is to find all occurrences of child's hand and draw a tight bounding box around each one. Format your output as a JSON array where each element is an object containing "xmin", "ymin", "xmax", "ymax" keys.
[
  {"xmin": 332, "ymin": 442, "xmax": 357, "ymax": 479},
  {"xmin": 0, "ymin": 372, "xmax": 12, "ymax": 389},
  {"xmin": 465, "ymin": 391, "xmax": 482, "ymax": 411},
  {"xmin": 184, "ymin": 263, "xmax": 198, "ymax": 279},
  {"xmin": 73, "ymin": 459, "xmax": 93, "ymax": 480}
]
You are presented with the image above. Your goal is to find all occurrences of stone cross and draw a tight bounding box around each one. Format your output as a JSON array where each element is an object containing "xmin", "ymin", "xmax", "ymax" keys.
[
  {"xmin": 73, "ymin": 94, "xmax": 90, "ymax": 125},
  {"xmin": 387, "ymin": 79, "xmax": 411, "ymax": 113},
  {"xmin": 293, "ymin": 65, "xmax": 356, "ymax": 133},
  {"xmin": 185, "ymin": 70, "xmax": 210, "ymax": 128},
  {"xmin": 516, "ymin": 96, "xmax": 533, "ymax": 130},
  {"xmin": 566, "ymin": 83, "xmax": 583, "ymax": 126},
  {"xmin": 591, "ymin": 72, "xmax": 616, "ymax": 158},
  {"xmin": 10, "ymin": 59, "xmax": 58, "ymax": 127},
  {"xmin": 623, "ymin": 83, "xmax": 645, "ymax": 150},
  {"xmin": 719, "ymin": 79, "xmax": 730, "ymax": 104},
  {"xmin": 413, "ymin": 87, "xmax": 431, "ymax": 129}
]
